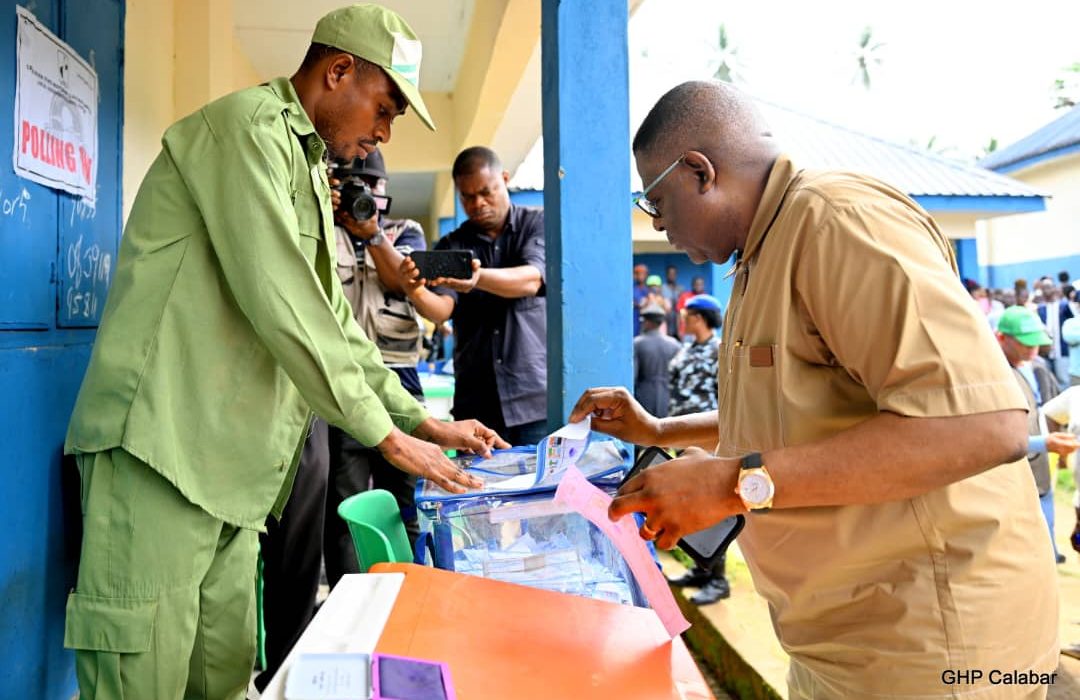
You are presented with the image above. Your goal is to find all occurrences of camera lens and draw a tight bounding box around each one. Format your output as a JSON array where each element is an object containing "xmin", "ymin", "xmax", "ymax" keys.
[
  {"xmin": 349, "ymin": 191, "xmax": 378, "ymax": 221},
  {"xmin": 339, "ymin": 181, "xmax": 378, "ymax": 221}
]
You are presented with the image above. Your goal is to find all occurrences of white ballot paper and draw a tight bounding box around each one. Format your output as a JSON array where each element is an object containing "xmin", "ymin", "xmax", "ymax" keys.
[{"xmin": 486, "ymin": 416, "xmax": 592, "ymax": 491}]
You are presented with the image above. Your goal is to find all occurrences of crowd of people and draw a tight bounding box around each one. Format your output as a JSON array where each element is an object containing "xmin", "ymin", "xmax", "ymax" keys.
[
  {"xmin": 630, "ymin": 266, "xmax": 733, "ymax": 605},
  {"xmin": 58, "ymin": 2, "xmax": 1078, "ymax": 697},
  {"xmin": 968, "ymin": 273, "xmax": 1080, "ymax": 571}
]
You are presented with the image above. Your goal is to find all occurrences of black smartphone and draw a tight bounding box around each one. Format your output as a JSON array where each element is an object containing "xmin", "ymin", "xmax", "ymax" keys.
[
  {"xmin": 410, "ymin": 250, "xmax": 473, "ymax": 280},
  {"xmin": 621, "ymin": 446, "xmax": 745, "ymax": 570}
]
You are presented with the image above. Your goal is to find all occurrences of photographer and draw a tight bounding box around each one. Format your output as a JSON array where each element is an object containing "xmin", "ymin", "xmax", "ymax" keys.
[{"xmin": 325, "ymin": 150, "xmax": 430, "ymax": 584}]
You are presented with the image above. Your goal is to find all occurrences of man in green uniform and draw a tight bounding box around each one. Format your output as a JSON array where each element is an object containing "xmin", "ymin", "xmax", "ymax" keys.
[{"xmin": 62, "ymin": 6, "xmax": 505, "ymax": 699}]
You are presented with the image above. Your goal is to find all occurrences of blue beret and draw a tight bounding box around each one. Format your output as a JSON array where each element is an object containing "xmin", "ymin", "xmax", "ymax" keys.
[{"xmin": 684, "ymin": 294, "xmax": 722, "ymax": 312}]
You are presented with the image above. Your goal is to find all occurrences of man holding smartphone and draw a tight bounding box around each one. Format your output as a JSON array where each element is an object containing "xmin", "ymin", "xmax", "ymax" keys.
[
  {"xmin": 572, "ymin": 81, "xmax": 1056, "ymax": 698},
  {"xmin": 400, "ymin": 146, "xmax": 548, "ymax": 446}
]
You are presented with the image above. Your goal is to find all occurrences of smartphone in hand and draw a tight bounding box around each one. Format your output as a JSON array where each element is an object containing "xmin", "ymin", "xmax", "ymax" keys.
[
  {"xmin": 621, "ymin": 446, "xmax": 745, "ymax": 569},
  {"xmin": 410, "ymin": 250, "xmax": 473, "ymax": 280}
]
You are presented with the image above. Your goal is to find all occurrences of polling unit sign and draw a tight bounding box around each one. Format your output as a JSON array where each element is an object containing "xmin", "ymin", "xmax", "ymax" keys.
[{"xmin": 13, "ymin": 5, "xmax": 98, "ymax": 205}]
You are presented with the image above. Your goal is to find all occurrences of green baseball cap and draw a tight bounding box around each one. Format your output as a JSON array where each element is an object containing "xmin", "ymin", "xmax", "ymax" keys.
[
  {"xmin": 312, "ymin": 4, "xmax": 436, "ymax": 131},
  {"xmin": 997, "ymin": 306, "xmax": 1051, "ymax": 347},
  {"xmin": 646, "ymin": 274, "xmax": 663, "ymax": 287}
]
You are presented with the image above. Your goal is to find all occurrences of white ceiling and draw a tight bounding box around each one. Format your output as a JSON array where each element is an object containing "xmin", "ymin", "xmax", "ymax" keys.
[
  {"xmin": 233, "ymin": 0, "xmax": 476, "ymax": 93},
  {"xmin": 233, "ymin": 0, "xmax": 483, "ymax": 222}
]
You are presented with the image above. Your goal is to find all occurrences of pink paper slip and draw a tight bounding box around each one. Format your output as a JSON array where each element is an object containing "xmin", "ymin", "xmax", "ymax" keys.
[{"xmin": 554, "ymin": 466, "xmax": 691, "ymax": 639}]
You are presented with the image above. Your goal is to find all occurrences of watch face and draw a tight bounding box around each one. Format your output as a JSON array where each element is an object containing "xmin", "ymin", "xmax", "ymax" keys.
[{"xmin": 741, "ymin": 473, "xmax": 773, "ymax": 505}]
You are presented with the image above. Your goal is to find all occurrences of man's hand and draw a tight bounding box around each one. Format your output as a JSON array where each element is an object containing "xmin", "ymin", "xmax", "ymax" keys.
[
  {"xmin": 330, "ymin": 176, "xmax": 380, "ymax": 240},
  {"xmin": 377, "ymin": 427, "xmax": 483, "ymax": 493},
  {"xmin": 569, "ymin": 387, "xmax": 661, "ymax": 446},
  {"xmin": 412, "ymin": 417, "xmax": 510, "ymax": 458},
  {"xmin": 608, "ymin": 448, "xmax": 743, "ymax": 550},
  {"xmin": 1048, "ymin": 432, "xmax": 1080, "ymax": 457},
  {"xmin": 399, "ymin": 256, "xmax": 426, "ymax": 295},
  {"xmin": 431, "ymin": 259, "xmax": 481, "ymax": 294}
]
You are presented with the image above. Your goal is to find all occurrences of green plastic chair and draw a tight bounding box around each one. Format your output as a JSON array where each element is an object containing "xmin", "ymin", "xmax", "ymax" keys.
[{"xmin": 337, "ymin": 489, "xmax": 414, "ymax": 572}]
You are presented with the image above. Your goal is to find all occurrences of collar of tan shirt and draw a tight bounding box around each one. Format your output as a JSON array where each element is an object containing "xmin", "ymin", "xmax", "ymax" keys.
[{"xmin": 739, "ymin": 154, "xmax": 800, "ymax": 265}]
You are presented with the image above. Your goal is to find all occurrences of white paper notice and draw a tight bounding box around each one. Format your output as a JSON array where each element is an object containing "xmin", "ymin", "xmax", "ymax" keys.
[
  {"xmin": 13, "ymin": 6, "xmax": 99, "ymax": 204},
  {"xmin": 554, "ymin": 465, "xmax": 691, "ymax": 639}
]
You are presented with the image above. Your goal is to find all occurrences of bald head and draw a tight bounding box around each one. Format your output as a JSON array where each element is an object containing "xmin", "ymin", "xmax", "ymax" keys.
[{"xmin": 633, "ymin": 81, "xmax": 777, "ymax": 173}]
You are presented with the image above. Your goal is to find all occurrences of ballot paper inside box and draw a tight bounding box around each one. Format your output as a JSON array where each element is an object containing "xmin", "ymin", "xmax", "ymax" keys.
[{"xmin": 415, "ymin": 439, "xmax": 648, "ymax": 607}]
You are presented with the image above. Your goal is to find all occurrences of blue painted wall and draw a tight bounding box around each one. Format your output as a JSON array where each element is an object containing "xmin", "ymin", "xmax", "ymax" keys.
[
  {"xmin": 952, "ymin": 237, "xmax": 1078, "ymax": 292},
  {"xmin": 0, "ymin": 1, "xmax": 124, "ymax": 697},
  {"xmin": 954, "ymin": 238, "xmax": 984, "ymax": 286},
  {"xmin": 541, "ymin": 0, "xmax": 633, "ymax": 425},
  {"xmin": 983, "ymin": 253, "xmax": 1080, "ymax": 291}
]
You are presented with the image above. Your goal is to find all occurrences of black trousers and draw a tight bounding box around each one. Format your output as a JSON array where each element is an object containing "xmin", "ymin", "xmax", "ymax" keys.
[
  {"xmin": 254, "ymin": 418, "xmax": 329, "ymax": 690},
  {"xmin": 324, "ymin": 426, "xmax": 419, "ymax": 589}
]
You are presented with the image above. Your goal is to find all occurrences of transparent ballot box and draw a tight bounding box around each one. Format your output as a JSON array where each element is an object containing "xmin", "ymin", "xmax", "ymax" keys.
[{"xmin": 415, "ymin": 440, "xmax": 648, "ymax": 607}]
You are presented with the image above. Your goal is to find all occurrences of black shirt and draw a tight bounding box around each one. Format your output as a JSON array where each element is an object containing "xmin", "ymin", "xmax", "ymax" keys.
[{"xmin": 434, "ymin": 205, "xmax": 546, "ymax": 427}]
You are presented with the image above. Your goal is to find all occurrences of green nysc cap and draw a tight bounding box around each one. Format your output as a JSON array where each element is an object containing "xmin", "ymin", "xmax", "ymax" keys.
[
  {"xmin": 312, "ymin": 4, "xmax": 436, "ymax": 131},
  {"xmin": 997, "ymin": 306, "xmax": 1051, "ymax": 347}
]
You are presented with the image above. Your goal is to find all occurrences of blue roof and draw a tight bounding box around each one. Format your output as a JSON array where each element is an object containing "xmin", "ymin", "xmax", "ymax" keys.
[
  {"xmin": 977, "ymin": 105, "xmax": 1080, "ymax": 173},
  {"xmin": 755, "ymin": 100, "xmax": 1047, "ymax": 211}
]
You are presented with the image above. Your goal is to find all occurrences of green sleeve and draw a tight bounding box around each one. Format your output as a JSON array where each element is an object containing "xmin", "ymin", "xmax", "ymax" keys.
[
  {"xmin": 325, "ymin": 243, "xmax": 430, "ymax": 432},
  {"xmin": 173, "ymin": 114, "xmax": 426, "ymax": 446}
]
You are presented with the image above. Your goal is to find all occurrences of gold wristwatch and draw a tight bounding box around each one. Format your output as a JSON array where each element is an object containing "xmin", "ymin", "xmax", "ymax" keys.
[{"xmin": 735, "ymin": 452, "xmax": 774, "ymax": 513}]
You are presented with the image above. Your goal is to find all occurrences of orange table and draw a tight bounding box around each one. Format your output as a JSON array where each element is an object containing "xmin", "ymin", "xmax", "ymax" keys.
[{"xmin": 370, "ymin": 563, "xmax": 714, "ymax": 699}]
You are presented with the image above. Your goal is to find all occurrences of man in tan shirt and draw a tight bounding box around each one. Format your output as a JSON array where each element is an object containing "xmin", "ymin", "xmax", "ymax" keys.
[{"xmin": 572, "ymin": 81, "xmax": 1058, "ymax": 698}]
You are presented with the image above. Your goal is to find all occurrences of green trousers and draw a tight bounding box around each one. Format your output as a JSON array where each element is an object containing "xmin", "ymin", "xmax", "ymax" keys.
[{"xmin": 64, "ymin": 449, "xmax": 258, "ymax": 700}]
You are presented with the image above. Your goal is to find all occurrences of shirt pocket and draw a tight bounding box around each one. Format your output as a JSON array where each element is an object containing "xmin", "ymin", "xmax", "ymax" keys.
[
  {"xmin": 293, "ymin": 184, "xmax": 324, "ymax": 265},
  {"xmin": 725, "ymin": 343, "xmax": 786, "ymax": 451}
]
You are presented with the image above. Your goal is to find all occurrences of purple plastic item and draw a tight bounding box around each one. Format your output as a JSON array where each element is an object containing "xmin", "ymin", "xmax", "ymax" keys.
[{"xmin": 371, "ymin": 654, "xmax": 456, "ymax": 700}]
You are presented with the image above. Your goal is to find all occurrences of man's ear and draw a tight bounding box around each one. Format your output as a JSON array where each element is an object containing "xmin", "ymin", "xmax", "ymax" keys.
[
  {"xmin": 325, "ymin": 53, "xmax": 355, "ymax": 90},
  {"xmin": 683, "ymin": 150, "xmax": 716, "ymax": 193},
  {"xmin": 502, "ymin": 170, "xmax": 511, "ymax": 186}
]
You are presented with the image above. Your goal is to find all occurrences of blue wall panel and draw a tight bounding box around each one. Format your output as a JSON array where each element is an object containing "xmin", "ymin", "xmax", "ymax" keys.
[
  {"xmin": 56, "ymin": 0, "xmax": 123, "ymax": 327},
  {"xmin": 0, "ymin": 1, "xmax": 124, "ymax": 697},
  {"xmin": 0, "ymin": 0, "xmax": 59, "ymax": 328},
  {"xmin": 985, "ymin": 253, "xmax": 1080, "ymax": 291},
  {"xmin": 0, "ymin": 345, "xmax": 89, "ymax": 699},
  {"xmin": 542, "ymin": 0, "xmax": 633, "ymax": 425}
]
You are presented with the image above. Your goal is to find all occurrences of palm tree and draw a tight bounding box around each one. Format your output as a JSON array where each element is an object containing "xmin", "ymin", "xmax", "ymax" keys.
[
  {"xmin": 852, "ymin": 26, "xmax": 884, "ymax": 89},
  {"xmin": 711, "ymin": 24, "xmax": 741, "ymax": 83},
  {"xmin": 1052, "ymin": 62, "xmax": 1080, "ymax": 110}
]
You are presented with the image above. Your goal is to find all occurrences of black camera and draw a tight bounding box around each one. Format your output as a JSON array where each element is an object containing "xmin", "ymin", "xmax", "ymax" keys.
[{"xmin": 329, "ymin": 157, "xmax": 389, "ymax": 221}]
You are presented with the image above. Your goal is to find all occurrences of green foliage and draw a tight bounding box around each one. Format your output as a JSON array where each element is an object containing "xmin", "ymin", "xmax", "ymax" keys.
[
  {"xmin": 1052, "ymin": 62, "xmax": 1080, "ymax": 110},
  {"xmin": 853, "ymin": 26, "xmax": 885, "ymax": 90},
  {"xmin": 712, "ymin": 23, "xmax": 741, "ymax": 84}
]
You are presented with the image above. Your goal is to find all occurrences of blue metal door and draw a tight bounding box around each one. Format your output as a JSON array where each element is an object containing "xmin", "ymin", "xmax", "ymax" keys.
[
  {"xmin": 0, "ymin": 1, "xmax": 124, "ymax": 697},
  {"xmin": 0, "ymin": 0, "xmax": 59, "ymax": 328}
]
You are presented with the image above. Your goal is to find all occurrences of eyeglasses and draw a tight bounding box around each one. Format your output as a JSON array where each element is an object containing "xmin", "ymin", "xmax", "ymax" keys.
[{"xmin": 632, "ymin": 153, "xmax": 686, "ymax": 218}]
